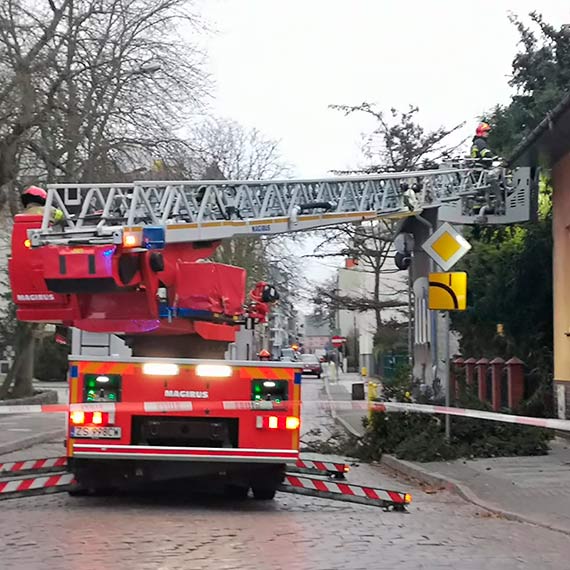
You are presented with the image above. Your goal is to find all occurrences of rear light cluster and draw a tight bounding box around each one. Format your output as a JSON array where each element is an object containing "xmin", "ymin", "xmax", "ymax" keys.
[
  {"xmin": 70, "ymin": 411, "xmax": 113, "ymax": 426},
  {"xmin": 256, "ymin": 416, "xmax": 300, "ymax": 430}
]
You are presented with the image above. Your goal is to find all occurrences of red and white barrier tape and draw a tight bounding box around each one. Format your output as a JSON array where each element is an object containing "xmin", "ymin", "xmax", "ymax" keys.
[
  {"xmin": 375, "ymin": 401, "xmax": 570, "ymax": 431},
  {"xmin": 1, "ymin": 399, "xmax": 569, "ymax": 431},
  {"xmin": 0, "ymin": 456, "xmax": 67, "ymax": 475},
  {"xmin": 0, "ymin": 472, "xmax": 74, "ymax": 495},
  {"xmin": 283, "ymin": 474, "xmax": 409, "ymax": 504}
]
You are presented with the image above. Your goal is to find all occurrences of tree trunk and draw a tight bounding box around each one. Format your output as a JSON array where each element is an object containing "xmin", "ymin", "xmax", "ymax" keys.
[
  {"xmin": 0, "ymin": 322, "xmax": 38, "ymax": 399},
  {"xmin": 373, "ymin": 259, "xmax": 382, "ymax": 335},
  {"xmin": 11, "ymin": 330, "xmax": 37, "ymax": 398}
]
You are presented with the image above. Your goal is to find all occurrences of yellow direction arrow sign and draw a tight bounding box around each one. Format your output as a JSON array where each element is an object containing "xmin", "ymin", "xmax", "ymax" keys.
[
  {"xmin": 429, "ymin": 272, "xmax": 467, "ymax": 311},
  {"xmin": 422, "ymin": 222, "xmax": 471, "ymax": 271}
]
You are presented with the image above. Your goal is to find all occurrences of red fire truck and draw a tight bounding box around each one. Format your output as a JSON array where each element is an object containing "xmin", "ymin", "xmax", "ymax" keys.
[
  {"xmin": 8, "ymin": 168, "xmax": 526, "ymax": 497},
  {"xmin": 65, "ymin": 356, "xmax": 301, "ymax": 499}
]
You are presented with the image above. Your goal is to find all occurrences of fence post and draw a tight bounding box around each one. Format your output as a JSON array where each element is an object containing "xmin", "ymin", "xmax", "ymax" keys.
[
  {"xmin": 451, "ymin": 357, "xmax": 464, "ymax": 401},
  {"xmin": 490, "ymin": 357, "xmax": 505, "ymax": 411},
  {"xmin": 464, "ymin": 357, "xmax": 477, "ymax": 389},
  {"xmin": 476, "ymin": 358, "xmax": 489, "ymax": 403},
  {"xmin": 506, "ymin": 357, "xmax": 525, "ymax": 411}
]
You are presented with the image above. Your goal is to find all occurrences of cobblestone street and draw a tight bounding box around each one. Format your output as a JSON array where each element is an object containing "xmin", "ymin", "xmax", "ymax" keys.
[{"xmin": 1, "ymin": 377, "xmax": 569, "ymax": 569}]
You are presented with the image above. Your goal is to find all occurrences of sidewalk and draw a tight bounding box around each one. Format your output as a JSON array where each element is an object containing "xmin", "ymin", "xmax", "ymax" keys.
[
  {"xmin": 325, "ymin": 368, "xmax": 570, "ymax": 535},
  {"xmin": 0, "ymin": 383, "xmax": 66, "ymax": 455},
  {"xmin": 323, "ymin": 365, "xmax": 367, "ymax": 437},
  {"xmin": 0, "ymin": 414, "xmax": 64, "ymax": 454}
]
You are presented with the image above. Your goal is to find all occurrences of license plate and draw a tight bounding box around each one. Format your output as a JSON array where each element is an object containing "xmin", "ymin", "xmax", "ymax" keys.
[{"xmin": 71, "ymin": 426, "xmax": 122, "ymax": 439}]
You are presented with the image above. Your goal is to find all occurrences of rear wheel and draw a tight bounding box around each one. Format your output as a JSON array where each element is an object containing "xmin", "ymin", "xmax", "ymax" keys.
[{"xmin": 251, "ymin": 484, "xmax": 277, "ymax": 500}]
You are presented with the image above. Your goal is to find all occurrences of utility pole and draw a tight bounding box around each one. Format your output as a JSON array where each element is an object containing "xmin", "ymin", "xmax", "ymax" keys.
[
  {"xmin": 353, "ymin": 312, "xmax": 357, "ymax": 373},
  {"xmin": 407, "ymin": 272, "xmax": 413, "ymax": 365},
  {"xmin": 442, "ymin": 311, "xmax": 451, "ymax": 440}
]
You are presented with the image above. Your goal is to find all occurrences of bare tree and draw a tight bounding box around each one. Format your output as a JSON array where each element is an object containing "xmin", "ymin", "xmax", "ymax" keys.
[
  {"xmin": 329, "ymin": 103, "xmax": 465, "ymax": 174},
  {"xmin": 0, "ymin": 0, "xmax": 209, "ymax": 398},
  {"xmin": 186, "ymin": 117, "xmax": 296, "ymax": 283},
  {"xmin": 310, "ymin": 220, "xmax": 408, "ymax": 333},
  {"xmin": 17, "ymin": 0, "xmax": 207, "ymax": 189},
  {"xmin": 310, "ymin": 103, "xmax": 464, "ymax": 336},
  {"xmin": 187, "ymin": 117, "xmax": 291, "ymax": 180}
]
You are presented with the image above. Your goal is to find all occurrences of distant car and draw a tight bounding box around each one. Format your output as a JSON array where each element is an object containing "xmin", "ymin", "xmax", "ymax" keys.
[
  {"xmin": 280, "ymin": 348, "xmax": 300, "ymax": 362},
  {"xmin": 300, "ymin": 354, "xmax": 323, "ymax": 378}
]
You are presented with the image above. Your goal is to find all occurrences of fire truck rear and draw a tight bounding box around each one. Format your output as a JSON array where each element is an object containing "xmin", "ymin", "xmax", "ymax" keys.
[{"xmin": 66, "ymin": 357, "xmax": 301, "ymax": 499}]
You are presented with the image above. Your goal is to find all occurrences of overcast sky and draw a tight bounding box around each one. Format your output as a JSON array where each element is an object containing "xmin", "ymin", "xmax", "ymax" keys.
[
  {"xmin": 193, "ymin": 1, "xmax": 569, "ymax": 295},
  {"xmin": 200, "ymin": 1, "xmax": 569, "ymax": 177}
]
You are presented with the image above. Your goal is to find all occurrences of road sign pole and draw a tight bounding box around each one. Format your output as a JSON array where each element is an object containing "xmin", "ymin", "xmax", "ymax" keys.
[{"xmin": 442, "ymin": 310, "xmax": 451, "ymax": 441}]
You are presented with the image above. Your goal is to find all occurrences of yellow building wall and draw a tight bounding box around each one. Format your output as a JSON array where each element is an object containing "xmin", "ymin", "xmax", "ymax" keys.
[{"xmin": 552, "ymin": 152, "xmax": 570, "ymax": 382}]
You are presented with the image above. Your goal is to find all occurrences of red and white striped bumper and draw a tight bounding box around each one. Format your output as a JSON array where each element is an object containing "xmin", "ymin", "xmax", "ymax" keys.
[{"xmin": 72, "ymin": 444, "xmax": 298, "ymax": 463}]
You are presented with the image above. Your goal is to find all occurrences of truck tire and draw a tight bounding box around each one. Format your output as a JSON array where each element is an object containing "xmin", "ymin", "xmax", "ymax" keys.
[{"xmin": 251, "ymin": 484, "xmax": 277, "ymax": 500}]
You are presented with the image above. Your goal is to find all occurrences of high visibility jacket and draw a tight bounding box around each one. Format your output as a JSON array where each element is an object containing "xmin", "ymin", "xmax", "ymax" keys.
[
  {"xmin": 470, "ymin": 136, "xmax": 496, "ymax": 161},
  {"xmin": 24, "ymin": 204, "xmax": 65, "ymax": 223}
]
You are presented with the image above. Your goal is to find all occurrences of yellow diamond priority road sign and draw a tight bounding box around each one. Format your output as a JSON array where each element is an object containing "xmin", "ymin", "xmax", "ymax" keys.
[
  {"xmin": 421, "ymin": 222, "xmax": 471, "ymax": 271},
  {"xmin": 429, "ymin": 272, "xmax": 467, "ymax": 311}
]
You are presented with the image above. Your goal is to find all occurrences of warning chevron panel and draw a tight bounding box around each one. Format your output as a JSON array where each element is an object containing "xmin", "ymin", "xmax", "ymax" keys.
[{"xmin": 428, "ymin": 272, "xmax": 467, "ymax": 311}]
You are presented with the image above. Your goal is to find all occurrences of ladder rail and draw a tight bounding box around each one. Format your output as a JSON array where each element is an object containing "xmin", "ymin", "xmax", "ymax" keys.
[{"xmin": 28, "ymin": 166, "xmax": 532, "ymax": 247}]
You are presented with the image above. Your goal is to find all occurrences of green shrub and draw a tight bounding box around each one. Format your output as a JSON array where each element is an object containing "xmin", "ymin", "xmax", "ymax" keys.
[{"xmin": 361, "ymin": 366, "xmax": 553, "ymax": 462}]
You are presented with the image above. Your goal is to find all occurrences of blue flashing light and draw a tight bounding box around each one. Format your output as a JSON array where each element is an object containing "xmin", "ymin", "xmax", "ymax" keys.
[
  {"xmin": 294, "ymin": 372, "xmax": 302, "ymax": 385},
  {"xmin": 70, "ymin": 365, "xmax": 78, "ymax": 378},
  {"xmin": 142, "ymin": 226, "xmax": 165, "ymax": 250},
  {"xmin": 158, "ymin": 304, "xmax": 214, "ymax": 320}
]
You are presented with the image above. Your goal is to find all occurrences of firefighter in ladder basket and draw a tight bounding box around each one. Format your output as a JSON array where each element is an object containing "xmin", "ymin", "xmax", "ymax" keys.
[{"xmin": 20, "ymin": 186, "xmax": 65, "ymax": 225}]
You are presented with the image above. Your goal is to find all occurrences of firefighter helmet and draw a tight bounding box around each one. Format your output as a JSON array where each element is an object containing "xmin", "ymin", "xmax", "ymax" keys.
[
  {"xmin": 21, "ymin": 186, "xmax": 48, "ymax": 208},
  {"xmin": 475, "ymin": 122, "xmax": 491, "ymax": 137},
  {"xmin": 258, "ymin": 349, "xmax": 271, "ymax": 360}
]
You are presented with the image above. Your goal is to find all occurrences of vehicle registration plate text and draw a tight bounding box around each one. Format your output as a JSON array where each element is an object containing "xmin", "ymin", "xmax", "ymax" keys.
[{"xmin": 71, "ymin": 426, "xmax": 122, "ymax": 439}]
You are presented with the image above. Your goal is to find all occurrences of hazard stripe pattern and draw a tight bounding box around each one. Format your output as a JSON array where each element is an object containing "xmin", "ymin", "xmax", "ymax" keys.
[
  {"xmin": 295, "ymin": 459, "xmax": 347, "ymax": 473},
  {"xmin": 78, "ymin": 362, "xmax": 132, "ymax": 374},
  {"xmin": 284, "ymin": 475, "xmax": 406, "ymax": 504},
  {"xmin": 0, "ymin": 473, "xmax": 75, "ymax": 494},
  {"xmin": 239, "ymin": 367, "xmax": 291, "ymax": 380},
  {"xmin": 0, "ymin": 457, "xmax": 66, "ymax": 475}
]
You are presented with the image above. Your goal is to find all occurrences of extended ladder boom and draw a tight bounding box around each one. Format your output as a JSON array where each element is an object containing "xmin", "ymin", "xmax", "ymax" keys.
[{"xmin": 29, "ymin": 164, "xmax": 533, "ymax": 247}]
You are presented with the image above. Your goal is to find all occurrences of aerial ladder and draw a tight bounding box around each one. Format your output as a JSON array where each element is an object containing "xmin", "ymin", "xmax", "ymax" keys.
[
  {"xmin": 10, "ymin": 162, "xmax": 533, "ymax": 351},
  {"xmin": 6, "ymin": 161, "xmax": 533, "ymax": 499}
]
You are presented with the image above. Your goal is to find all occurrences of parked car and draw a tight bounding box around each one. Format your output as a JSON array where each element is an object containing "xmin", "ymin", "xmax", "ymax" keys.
[{"xmin": 300, "ymin": 354, "xmax": 323, "ymax": 378}]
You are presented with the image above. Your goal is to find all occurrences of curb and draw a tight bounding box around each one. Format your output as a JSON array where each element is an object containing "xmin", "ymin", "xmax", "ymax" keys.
[
  {"xmin": 380, "ymin": 454, "xmax": 570, "ymax": 537},
  {"xmin": 0, "ymin": 390, "xmax": 58, "ymax": 407},
  {"xmin": 0, "ymin": 428, "xmax": 65, "ymax": 457}
]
